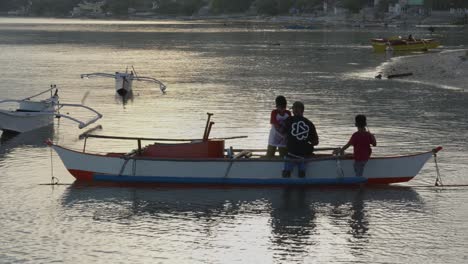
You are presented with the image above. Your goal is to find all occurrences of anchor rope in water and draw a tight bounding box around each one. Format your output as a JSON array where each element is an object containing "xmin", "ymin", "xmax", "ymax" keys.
[
  {"xmin": 416, "ymin": 184, "xmax": 468, "ymax": 188},
  {"xmin": 433, "ymin": 150, "xmax": 443, "ymax": 187},
  {"xmin": 50, "ymin": 145, "xmax": 59, "ymax": 185}
]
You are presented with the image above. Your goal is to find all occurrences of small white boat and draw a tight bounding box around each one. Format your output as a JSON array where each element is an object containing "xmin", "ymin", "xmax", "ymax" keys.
[
  {"xmin": 81, "ymin": 66, "xmax": 166, "ymax": 96},
  {"xmin": 48, "ymin": 115, "xmax": 441, "ymax": 187},
  {"xmin": 0, "ymin": 85, "xmax": 103, "ymax": 133}
]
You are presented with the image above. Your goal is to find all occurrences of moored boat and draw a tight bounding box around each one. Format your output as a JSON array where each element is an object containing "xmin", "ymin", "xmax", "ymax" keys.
[
  {"xmin": 48, "ymin": 115, "xmax": 441, "ymax": 187},
  {"xmin": 0, "ymin": 85, "xmax": 102, "ymax": 133},
  {"xmin": 49, "ymin": 141, "xmax": 439, "ymax": 186},
  {"xmin": 371, "ymin": 37, "xmax": 440, "ymax": 52},
  {"xmin": 81, "ymin": 66, "xmax": 167, "ymax": 96}
]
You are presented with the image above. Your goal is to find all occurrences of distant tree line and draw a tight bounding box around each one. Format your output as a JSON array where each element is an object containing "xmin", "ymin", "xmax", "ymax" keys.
[{"xmin": 1, "ymin": 0, "xmax": 467, "ymax": 16}]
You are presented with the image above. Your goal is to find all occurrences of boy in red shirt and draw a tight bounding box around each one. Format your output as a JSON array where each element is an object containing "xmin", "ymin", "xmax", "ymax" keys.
[{"xmin": 334, "ymin": 115, "xmax": 377, "ymax": 177}]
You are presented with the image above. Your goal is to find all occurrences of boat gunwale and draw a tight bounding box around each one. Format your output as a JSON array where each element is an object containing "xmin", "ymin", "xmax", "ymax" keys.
[{"xmin": 50, "ymin": 143, "xmax": 435, "ymax": 163}]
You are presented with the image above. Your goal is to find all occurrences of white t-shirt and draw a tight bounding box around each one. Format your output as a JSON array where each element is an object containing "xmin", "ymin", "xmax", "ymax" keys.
[{"xmin": 268, "ymin": 110, "xmax": 290, "ymax": 147}]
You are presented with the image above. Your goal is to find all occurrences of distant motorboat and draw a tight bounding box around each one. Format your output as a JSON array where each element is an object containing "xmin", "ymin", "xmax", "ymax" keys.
[
  {"xmin": 371, "ymin": 36, "xmax": 440, "ymax": 52},
  {"xmin": 0, "ymin": 85, "xmax": 102, "ymax": 133},
  {"xmin": 81, "ymin": 66, "xmax": 166, "ymax": 96}
]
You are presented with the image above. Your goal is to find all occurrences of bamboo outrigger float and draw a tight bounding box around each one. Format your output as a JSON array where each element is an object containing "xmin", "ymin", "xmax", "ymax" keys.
[{"xmin": 48, "ymin": 114, "xmax": 442, "ymax": 187}]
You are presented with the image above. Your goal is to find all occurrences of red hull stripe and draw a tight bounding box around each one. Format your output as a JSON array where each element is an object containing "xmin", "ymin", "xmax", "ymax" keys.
[
  {"xmin": 68, "ymin": 169, "xmax": 94, "ymax": 181},
  {"xmin": 67, "ymin": 169, "xmax": 414, "ymax": 185},
  {"xmin": 367, "ymin": 177, "xmax": 413, "ymax": 184}
]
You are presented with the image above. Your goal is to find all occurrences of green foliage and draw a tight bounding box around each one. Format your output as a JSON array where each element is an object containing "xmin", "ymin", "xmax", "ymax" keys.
[
  {"xmin": 181, "ymin": 0, "xmax": 205, "ymax": 15},
  {"xmin": 211, "ymin": 0, "xmax": 254, "ymax": 14},
  {"xmin": 256, "ymin": 0, "xmax": 278, "ymax": 15},
  {"xmin": 342, "ymin": 0, "xmax": 368, "ymax": 13},
  {"xmin": 30, "ymin": 0, "xmax": 81, "ymax": 16},
  {"xmin": 7, "ymin": 0, "xmax": 468, "ymax": 17},
  {"xmin": 342, "ymin": 0, "xmax": 358, "ymax": 13},
  {"xmin": 155, "ymin": 0, "xmax": 181, "ymax": 14},
  {"xmin": 0, "ymin": 0, "xmax": 31, "ymax": 11},
  {"xmin": 292, "ymin": 0, "xmax": 322, "ymax": 13},
  {"xmin": 150, "ymin": 0, "xmax": 204, "ymax": 15},
  {"xmin": 278, "ymin": 0, "xmax": 294, "ymax": 14},
  {"xmin": 0, "ymin": 0, "xmax": 15, "ymax": 11},
  {"xmin": 375, "ymin": 0, "xmax": 398, "ymax": 13},
  {"xmin": 106, "ymin": 0, "xmax": 130, "ymax": 15}
]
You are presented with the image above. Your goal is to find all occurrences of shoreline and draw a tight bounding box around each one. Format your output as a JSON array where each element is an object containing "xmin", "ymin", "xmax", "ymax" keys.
[
  {"xmin": 378, "ymin": 49, "xmax": 468, "ymax": 91},
  {"xmin": 1, "ymin": 13, "xmax": 466, "ymax": 29}
]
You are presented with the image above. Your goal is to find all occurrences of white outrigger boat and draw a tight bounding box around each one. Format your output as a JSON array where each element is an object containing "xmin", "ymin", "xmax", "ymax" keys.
[
  {"xmin": 0, "ymin": 85, "xmax": 102, "ymax": 134},
  {"xmin": 48, "ymin": 114, "xmax": 442, "ymax": 187},
  {"xmin": 81, "ymin": 66, "xmax": 167, "ymax": 96}
]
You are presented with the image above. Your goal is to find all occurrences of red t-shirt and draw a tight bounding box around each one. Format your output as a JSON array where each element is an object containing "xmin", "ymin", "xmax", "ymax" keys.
[{"xmin": 348, "ymin": 131, "xmax": 375, "ymax": 161}]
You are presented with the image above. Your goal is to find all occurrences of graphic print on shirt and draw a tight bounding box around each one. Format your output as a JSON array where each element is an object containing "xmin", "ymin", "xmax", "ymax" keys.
[{"xmin": 291, "ymin": 121, "xmax": 309, "ymax": 140}]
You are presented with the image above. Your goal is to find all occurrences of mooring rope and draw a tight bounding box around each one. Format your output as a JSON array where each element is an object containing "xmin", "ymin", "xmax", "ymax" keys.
[
  {"xmin": 335, "ymin": 155, "xmax": 345, "ymax": 178},
  {"xmin": 50, "ymin": 146, "xmax": 59, "ymax": 185},
  {"xmin": 433, "ymin": 151, "xmax": 443, "ymax": 186},
  {"xmin": 401, "ymin": 184, "xmax": 468, "ymax": 189}
]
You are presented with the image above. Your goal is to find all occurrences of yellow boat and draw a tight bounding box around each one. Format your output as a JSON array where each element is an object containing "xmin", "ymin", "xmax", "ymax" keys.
[{"xmin": 371, "ymin": 37, "xmax": 440, "ymax": 52}]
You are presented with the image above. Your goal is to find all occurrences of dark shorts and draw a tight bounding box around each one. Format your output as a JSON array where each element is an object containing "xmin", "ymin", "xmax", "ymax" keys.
[{"xmin": 283, "ymin": 154, "xmax": 306, "ymax": 172}]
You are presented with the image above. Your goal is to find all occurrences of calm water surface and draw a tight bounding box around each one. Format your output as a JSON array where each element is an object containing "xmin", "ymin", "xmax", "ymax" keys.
[{"xmin": 0, "ymin": 17, "xmax": 467, "ymax": 263}]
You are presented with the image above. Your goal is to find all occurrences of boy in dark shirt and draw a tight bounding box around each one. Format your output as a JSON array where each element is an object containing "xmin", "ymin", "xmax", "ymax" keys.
[
  {"xmin": 282, "ymin": 101, "xmax": 319, "ymax": 178},
  {"xmin": 334, "ymin": 115, "xmax": 377, "ymax": 177}
]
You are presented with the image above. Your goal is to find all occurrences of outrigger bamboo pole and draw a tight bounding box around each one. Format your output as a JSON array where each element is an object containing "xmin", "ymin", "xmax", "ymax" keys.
[
  {"xmin": 82, "ymin": 134, "xmax": 248, "ymax": 142},
  {"xmin": 81, "ymin": 134, "xmax": 248, "ymax": 155}
]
